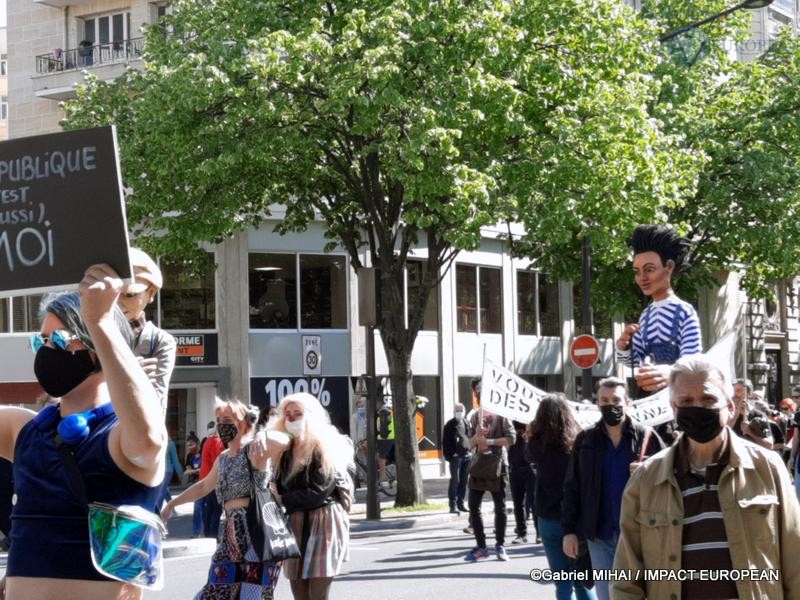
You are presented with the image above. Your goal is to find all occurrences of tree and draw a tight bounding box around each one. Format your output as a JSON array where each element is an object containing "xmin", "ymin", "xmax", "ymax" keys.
[
  {"xmin": 63, "ymin": 0, "xmax": 690, "ymax": 505},
  {"xmin": 513, "ymin": 1, "xmax": 800, "ymax": 315}
]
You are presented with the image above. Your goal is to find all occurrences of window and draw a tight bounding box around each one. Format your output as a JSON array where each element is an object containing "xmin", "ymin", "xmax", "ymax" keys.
[
  {"xmin": 517, "ymin": 271, "xmax": 537, "ymax": 335},
  {"xmin": 249, "ymin": 253, "xmax": 297, "ymax": 328},
  {"xmin": 456, "ymin": 265, "xmax": 502, "ymax": 333},
  {"xmin": 0, "ymin": 54, "xmax": 7, "ymax": 76},
  {"xmin": 0, "ymin": 97, "xmax": 7, "ymax": 122},
  {"xmin": 248, "ymin": 253, "xmax": 348, "ymax": 329},
  {"xmin": 517, "ymin": 270, "xmax": 564, "ymax": 336},
  {"xmin": 406, "ymin": 260, "xmax": 439, "ymax": 331},
  {"xmin": 572, "ymin": 284, "xmax": 613, "ymax": 339},
  {"xmin": 159, "ymin": 253, "xmax": 216, "ymax": 330},
  {"xmin": 538, "ymin": 274, "xmax": 560, "ymax": 336},
  {"xmin": 83, "ymin": 11, "xmax": 132, "ymax": 46},
  {"xmin": 0, "ymin": 295, "xmax": 43, "ymax": 333},
  {"xmin": 299, "ymin": 254, "xmax": 347, "ymax": 329}
]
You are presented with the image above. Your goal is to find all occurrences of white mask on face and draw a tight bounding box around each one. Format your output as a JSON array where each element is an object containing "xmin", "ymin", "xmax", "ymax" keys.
[
  {"xmin": 454, "ymin": 411, "xmax": 465, "ymax": 421},
  {"xmin": 285, "ymin": 418, "xmax": 305, "ymax": 437}
]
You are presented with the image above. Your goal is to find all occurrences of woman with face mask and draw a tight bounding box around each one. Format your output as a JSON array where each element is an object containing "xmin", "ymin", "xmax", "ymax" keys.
[
  {"xmin": 270, "ymin": 392, "xmax": 353, "ymax": 600},
  {"xmin": 0, "ymin": 266, "xmax": 167, "ymax": 600},
  {"xmin": 161, "ymin": 400, "xmax": 289, "ymax": 599}
]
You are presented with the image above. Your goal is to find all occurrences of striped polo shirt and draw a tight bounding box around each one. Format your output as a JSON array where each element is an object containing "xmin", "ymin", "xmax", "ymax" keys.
[{"xmin": 675, "ymin": 435, "xmax": 738, "ymax": 599}]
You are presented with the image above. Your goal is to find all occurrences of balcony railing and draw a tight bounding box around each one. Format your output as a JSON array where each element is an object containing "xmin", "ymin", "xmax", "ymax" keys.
[{"xmin": 35, "ymin": 38, "xmax": 144, "ymax": 74}]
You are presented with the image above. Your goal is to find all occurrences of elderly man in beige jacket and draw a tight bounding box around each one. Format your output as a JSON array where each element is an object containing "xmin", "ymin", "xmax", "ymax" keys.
[{"xmin": 613, "ymin": 354, "xmax": 800, "ymax": 600}]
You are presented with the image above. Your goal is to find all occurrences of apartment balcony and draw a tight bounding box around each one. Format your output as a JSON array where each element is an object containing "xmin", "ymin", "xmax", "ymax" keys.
[{"xmin": 32, "ymin": 38, "xmax": 144, "ymax": 100}]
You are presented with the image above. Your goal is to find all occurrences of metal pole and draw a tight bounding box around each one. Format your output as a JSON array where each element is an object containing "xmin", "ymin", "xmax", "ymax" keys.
[
  {"xmin": 581, "ymin": 235, "xmax": 593, "ymax": 401},
  {"xmin": 365, "ymin": 324, "xmax": 380, "ymax": 520}
]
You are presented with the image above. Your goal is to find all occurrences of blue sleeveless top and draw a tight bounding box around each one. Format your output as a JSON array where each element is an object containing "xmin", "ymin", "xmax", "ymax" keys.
[{"xmin": 7, "ymin": 404, "xmax": 161, "ymax": 581}]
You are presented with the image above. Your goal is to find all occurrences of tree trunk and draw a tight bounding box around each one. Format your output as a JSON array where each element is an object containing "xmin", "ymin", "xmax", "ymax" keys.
[{"xmin": 384, "ymin": 345, "xmax": 424, "ymax": 506}]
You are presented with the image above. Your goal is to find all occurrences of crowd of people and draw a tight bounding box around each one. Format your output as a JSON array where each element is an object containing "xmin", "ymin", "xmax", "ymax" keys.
[
  {"xmin": 0, "ymin": 252, "xmax": 354, "ymax": 600},
  {"xmin": 2, "ymin": 226, "xmax": 800, "ymax": 600}
]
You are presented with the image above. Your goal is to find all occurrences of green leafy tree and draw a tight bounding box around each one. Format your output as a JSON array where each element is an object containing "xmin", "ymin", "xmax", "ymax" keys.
[{"xmin": 64, "ymin": 0, "xmax": 693, "ymax": 504}]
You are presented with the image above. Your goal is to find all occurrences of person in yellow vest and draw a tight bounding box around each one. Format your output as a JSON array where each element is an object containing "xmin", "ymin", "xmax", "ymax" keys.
[{"xmin": 376, "ymin": 399, "xmax": 395, "ymax": 494}]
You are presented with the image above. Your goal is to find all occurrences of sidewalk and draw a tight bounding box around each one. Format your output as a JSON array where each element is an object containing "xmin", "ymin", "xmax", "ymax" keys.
[{"xmin": 162, "ymin": 477, "xmax": 513, "ymax": 557}]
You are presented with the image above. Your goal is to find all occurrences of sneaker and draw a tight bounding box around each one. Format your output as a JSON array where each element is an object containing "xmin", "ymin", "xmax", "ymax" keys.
[
  {"xmin": 511, "ymin": 535, "xmax": 527, "ymax": 545},
  {"xmin": 495, "ymin": 544, "xmax": 509, "ymax": 561},
  {"xmin": 463, "ymin": 526, "xmax": 474, "ymax": 535},
  {"xmin": 464, "ymin": 547, "xmax": 490, "ymax": 562}
]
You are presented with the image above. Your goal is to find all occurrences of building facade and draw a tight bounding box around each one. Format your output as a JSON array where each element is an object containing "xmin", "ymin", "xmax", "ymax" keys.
[{"xmin": 1, "ymin": 0, "xmax": 797, "ymax": 474}]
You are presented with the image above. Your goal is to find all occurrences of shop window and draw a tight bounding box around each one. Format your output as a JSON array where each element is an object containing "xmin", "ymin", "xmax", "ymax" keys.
[
  {"xmin": 249, "ymin": 253, "xmax": 297, "ymax": 329},
  {"xmin": 248, "ymin": 253, "xmax": 347, "ymax": 330},
  {"xmin": 407, "ymin": 260, "xmax": 439, "ymax": 331},
  {"xmin": 299, "ymin": 254, "xmax": 347, "ymax": 329},
  {"xmin": 159, "ymin": 253, "xmax": 216, "ymax": 330},
  {"xmin": 457, "ymin": 264, "xmax": 502, "ymax": 333}
]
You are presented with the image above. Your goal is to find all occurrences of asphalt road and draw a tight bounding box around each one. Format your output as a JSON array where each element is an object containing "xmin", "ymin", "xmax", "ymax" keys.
[{"xmin": 147, "ymin": 518, "xmax": 556, "ymax": 599}]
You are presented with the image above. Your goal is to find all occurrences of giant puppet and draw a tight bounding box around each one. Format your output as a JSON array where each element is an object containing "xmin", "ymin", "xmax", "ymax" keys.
[{"xmin": 616, "ymin": 225, "xmax": 702, "ymax": 392}]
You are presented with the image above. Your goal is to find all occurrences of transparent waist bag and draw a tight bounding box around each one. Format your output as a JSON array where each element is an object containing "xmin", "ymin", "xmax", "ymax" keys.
[{"xmin": 88, "ymin": 502, "xmax": 167, "ymax": 590}]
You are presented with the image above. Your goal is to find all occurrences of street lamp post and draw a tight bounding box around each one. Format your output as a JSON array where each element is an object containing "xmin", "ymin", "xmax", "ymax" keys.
[{"xmin": 660, "ymin": 0, "xmax": 775, "ymax": 43}]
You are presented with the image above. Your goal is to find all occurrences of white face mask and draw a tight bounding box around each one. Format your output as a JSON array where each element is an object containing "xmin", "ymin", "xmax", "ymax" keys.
[
  {"xmin": 454, "ymin": 411, "xmax": 465, "ymax": 421},
  {"xmin": 285, "ymin": 418, "xmax": 305, "ymax": 436}
]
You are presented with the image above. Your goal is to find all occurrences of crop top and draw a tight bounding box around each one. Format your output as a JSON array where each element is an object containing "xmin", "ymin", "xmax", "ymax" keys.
[{"xmin": 216, "ymin": 447, "xmax": 268, "ymax": 504}]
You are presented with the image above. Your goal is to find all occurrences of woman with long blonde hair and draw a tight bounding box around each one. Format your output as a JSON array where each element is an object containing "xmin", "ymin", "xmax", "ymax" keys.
[
  {"xmin": 163, "ymin": 399, "xmax": 289, "ymax": 599},
  {"xmin": 270, "ymin": 392, "xmax": 352, "ymax": 600}
]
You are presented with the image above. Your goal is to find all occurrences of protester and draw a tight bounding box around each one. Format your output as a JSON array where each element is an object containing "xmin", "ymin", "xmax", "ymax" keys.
[
  {"xmin": 0, "ymin": 267, "xmax": 166, "ymax": 600},
  {"xmin": 729, "ymin": 377, "xmax": 753, "ymax": 435},
  {"xmin": 117, "ymin": 247, "xmax": 176, "ymax": 413},
  {"xmin": 0, "ymin": 458, "xmax": 11, "ymax": 549},
  {"xmin": 442, "ymin": 402, "xmax": 472, "ymax": 514},
  {"xmin": 271, "ymin": 392, "xmax": 353, "ymax": 600},
  {"xmin": 464, "ymin": 378, "xmax": 516, "ymax": 562},
  {"xmin": 527, "ymin": 394, "xmax": 595, "ymax": 600},
  {"xmin": 375, "ymin": 396, "xmax": 393, "ymax": 489},
  {"xmin": 613, "ymin": 355, "xmax": 800, "ymax": 598},
  {"xmin": 163, "ymin": 400, "xmax": 288, "ymax": 599},
  {"xmin": 789, "ymin": 408, "xmax": 800, "ymax": 502},
  {"xmin": 561, "ymin": 377, "xmax": 664, "ymax": 600},
  {"xmin": 508, "ymin": 421, "xmax": 534, "ymax": 544},
  {"xmin": 616, "ymin": 224, "xmax": 701, "ymax": 392},
  {"xmin": 200, "ymin": 418, "xmax": 225, "ymax": 538},
  {"xmin": 183, "ymin": 432, "xmax": 204, "ymax": 538}
]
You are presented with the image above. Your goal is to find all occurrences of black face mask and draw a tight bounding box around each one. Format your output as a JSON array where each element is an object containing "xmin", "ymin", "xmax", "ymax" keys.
[
  {"xmin": 33, "ymin": 346, "xmax": 96, "ymax": 398},
  {"xmin": 600, "ymin": 404, "xmax": 625, "ymax": 427},
  {"xmin": 676, "ymin": 406, "xmax": 724, "ymax": 444},
  {"xmin": 217, "ymin": 422, "xmax": 238, "ymax": 445}
]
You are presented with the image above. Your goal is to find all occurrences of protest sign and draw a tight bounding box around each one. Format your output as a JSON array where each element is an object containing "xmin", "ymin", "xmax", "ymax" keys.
[
  {"xmin": 479, "ymin": 333, "xmax": 736, "ymax": 429},
  {"xmin": 0, "ymin": 126, "xmax": 132, "ymax": 297}
]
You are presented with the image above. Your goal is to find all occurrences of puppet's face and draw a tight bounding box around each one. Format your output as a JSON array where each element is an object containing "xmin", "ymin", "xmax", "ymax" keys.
[{"xmin": 632, "ymin": 251, "xmax": 674, "ymax": 300}]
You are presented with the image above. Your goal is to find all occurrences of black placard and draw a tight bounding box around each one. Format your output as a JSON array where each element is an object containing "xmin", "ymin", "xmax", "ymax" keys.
[{"xmin": 0, "ymin": 126, "xmax": 132, "ymax": 297}]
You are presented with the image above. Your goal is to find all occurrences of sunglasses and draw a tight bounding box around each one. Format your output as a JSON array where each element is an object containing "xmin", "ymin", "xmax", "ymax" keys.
[{"xmin": 29, "ymin": 329, "xmax": 79, "ymax": 353}]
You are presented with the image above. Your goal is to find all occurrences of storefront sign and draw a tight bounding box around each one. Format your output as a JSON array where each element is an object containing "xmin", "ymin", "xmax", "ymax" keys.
[
  {"xmin": 174, "ymin": 333, "xmax": 218, "ymax": 366},
  {"xmin": 0, "ymin": 126, "xmax": 133, "ymax": 296},
  {"xmin": 250, "ymin": 376, "xmax": 350, "ymax": 434}
]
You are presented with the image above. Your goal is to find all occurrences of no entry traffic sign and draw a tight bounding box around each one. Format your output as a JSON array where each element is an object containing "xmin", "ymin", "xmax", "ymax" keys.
[{"xmin": 570, "ymin": 334, "xmax": 600, "ymax": 370}]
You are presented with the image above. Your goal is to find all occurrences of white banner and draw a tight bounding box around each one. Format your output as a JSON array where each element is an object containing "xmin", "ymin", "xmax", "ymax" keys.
[{"xmin": 480, "ymin": 332, "xmax": 736, "ymax": 429}]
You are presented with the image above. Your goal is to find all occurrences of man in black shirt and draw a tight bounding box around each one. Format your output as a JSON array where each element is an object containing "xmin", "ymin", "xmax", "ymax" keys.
[{"xmin": 442, "ymin": 402, "xmax": 472, "ymax": 514}]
